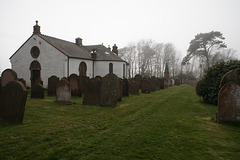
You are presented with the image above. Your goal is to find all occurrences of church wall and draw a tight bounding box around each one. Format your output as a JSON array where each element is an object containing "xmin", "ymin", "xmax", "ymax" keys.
[
  {"xmin": 10, "ymin": 35, "xmax": 67, "ymax": 88},
  {"xmin": 69, "ymin": 58, "xmax": 93, "ymax": 77}
]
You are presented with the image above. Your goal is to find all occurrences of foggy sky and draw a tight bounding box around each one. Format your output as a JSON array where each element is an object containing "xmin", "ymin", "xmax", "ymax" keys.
[{"xmin": 0, "ymin": 0, "xmax": 239, "ymax": 72}]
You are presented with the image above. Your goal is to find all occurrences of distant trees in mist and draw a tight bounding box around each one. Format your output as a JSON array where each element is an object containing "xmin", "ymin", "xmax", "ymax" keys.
[{"xmin": 119, "ymin": 39, "xmax": 181, "ymax": 78}]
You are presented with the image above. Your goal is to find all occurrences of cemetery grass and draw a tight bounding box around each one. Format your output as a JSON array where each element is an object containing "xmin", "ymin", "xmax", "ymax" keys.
[{"xmin": 1, "ymin": 85, "xmax": 240, "ymax": 160}]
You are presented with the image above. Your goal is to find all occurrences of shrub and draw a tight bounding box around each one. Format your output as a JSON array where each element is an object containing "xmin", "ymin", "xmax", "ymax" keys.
[{"xmin": 196, "ymin": 60, "xmax": 240, "ymax": 105}]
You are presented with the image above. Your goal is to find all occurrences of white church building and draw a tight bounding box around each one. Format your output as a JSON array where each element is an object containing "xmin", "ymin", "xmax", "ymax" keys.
[{"xmin": 10, "ymin": 21, "xmax": 128, "ymax": 88}]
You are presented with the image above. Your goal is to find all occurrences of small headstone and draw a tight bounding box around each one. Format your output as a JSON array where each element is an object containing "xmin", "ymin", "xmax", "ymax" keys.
[
  {"xmin": 1, "ymin": 69, "xmax": 18, "ymax": 87},
  {"xmin": 0, "ymin": 81, "xmax": 27, "ymax": 124},
  {"xmin": 83, "ymin": 78, "xmax": 101, "ymax": 105},
  {"xmin": 56, "ymin": 79, "xmax": 71, "ymax": 104},
  {"xmin": 118, "ymin": 78, "xmax": 123, "ymax": 101},
  {"xmin": 122, "ymin": 78, "xmax": 129, "ymax": 97},
  {"xmin": 31, "ymin": 84, "xmax": 44, "ymax": 98},
  {"xmin": 129, "ymin": 80, "xmax": 139, "ymax": 95},
  {"xmin": 68, "ymin": 74, "xmax": 81, "ymax": 97},
  {"xmin": 99, "ymin": 73, "xmax": 119, "ymax": 106},
  {"xmin": 48, "ymin": 75, "xmax": 59, "ymax": 96},
  {"xmin": 217, "ymin": 81, "xmax": 240, "ymax": 122},
  {"xmin": 142, "ymin": 77, "xmax": 151, "ymax": 93},
  {"xmin": 220, "ymin": 70, "xmax": 240, "ymax": 88}
]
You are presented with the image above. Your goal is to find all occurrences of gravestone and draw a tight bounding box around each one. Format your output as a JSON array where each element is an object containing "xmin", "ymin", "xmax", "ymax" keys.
[
  {"xmin": 159, "ymin": 78, "xmax": 165, "ymax": 89},
  {"xmin": 99, "ymin": 73, "xmax": 119, "ymax": 106},
  {"xmin": 18, "ymin": 78, "xmax": 26, "ymax": 87},
  {"xmin": 163, "ymin": 78, "xmax": 169, "ymax": 88},
  {"xmin": 129, "ymin": 80, "xmax": 139, "ymax": 95},
  {"xmin": 171, "ymin": 79, "xmax": 175, "ymax": 86},
  {"xmin": 1, "ymin": 69, "xmax": 18, "ymax": 87},
  {"xmin": 142, "ymin": 77, "xmax": 151, "ymax": 93},
  {"xmin": 118, "ymin": 78, "xmax": 123, "ymax": 101},
  {"xmin": 33, "ymin": 78, "xmax": 43, "ymax": 86},
  {"xmin": 95, "ymin": 76, "xmax": 102, "ymax": 80},
  {"xmin": 217, "ymin": 81, "xmax": 240, "ymax": 122},
  {"xmin": 175, "ymin": 79, "xmax": 181, "ymax": 85},
  {"xmin": 68, "ymin": 74, "xmax": 81, "ymax": 97},
  {"xmin": 220, "ymin": 70, "xmax": 240, "ymax": 88},
  {"xmin": 83, "ymin": 78, "xmax": 101, "ymax": 105},
  {"xmin": 122, "ymin": 78, "xmax": 129, "ymax": 97},
  {"xmin": 150, "ymin": 76, "xmax": 157, "ymax": 92},
  {"xmin": 48, "ymin": 75, "xmax": 59, "ymax": 96},
  {"xmin": 135, "ymin": 74, "xmax": 142, "ymax": 89},
  {"xmin": 0, "ymin": 81, "xmax": 27, "ymax": 124},
  {"xmin": 56, "ymin": 79, "xmax": 71, "ymax": 104},
  {"xmin": 79, "ymin": 75, "xmax": 89, "ymax": 94},
  {"xmin": 31, "ymin": 83, "xmax": 44, "ymax": 98}
]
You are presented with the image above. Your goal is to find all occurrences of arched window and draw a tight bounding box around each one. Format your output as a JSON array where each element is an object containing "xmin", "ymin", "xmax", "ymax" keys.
[
  {"xmin": 79, "ymin": 61, "xmax": 87, "ymax": 76},
  {"xmin": 30, "ymin": 60, "xmax": 41, "ymax": 87},
  {"xmin": 109, "ymin": 63, "xmax": 113, "ymax": 74}
]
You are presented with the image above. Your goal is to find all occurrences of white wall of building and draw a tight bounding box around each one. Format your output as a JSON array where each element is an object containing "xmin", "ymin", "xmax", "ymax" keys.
[
  {"xmin": 69, "ymin": 58, "xmax": 93, "ymax": 77},
  {"xmin": 10, "ymin": 35, "xmax": 67, "ymax": 88}
]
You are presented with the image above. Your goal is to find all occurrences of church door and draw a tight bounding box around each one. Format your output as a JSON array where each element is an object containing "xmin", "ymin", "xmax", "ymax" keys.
[
  {"xmin": 30, "ymin": 60, "xmax": 41, "ymax": 87},
  {"xmin": 79, "ymin": 61, "xmax": 87, "ymax": 76}
]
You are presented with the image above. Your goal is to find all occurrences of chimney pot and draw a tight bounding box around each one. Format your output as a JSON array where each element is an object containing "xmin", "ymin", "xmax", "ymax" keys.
[{"xmin": 75, "ymin": 37, "xmax": 82, "ymax": 46}]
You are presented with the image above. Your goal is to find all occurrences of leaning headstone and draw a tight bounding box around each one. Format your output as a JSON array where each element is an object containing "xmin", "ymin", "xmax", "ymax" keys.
[
  {"xmin": 217, "ymin": 81, "xmax": 240, "ymax": 123},
  {"xmin": 0, "ymin": 81, "xmax": 27, "ymax": 124},
  {"xmin": 56, "ymin": 79, "xmax": 71, "ymax": 104},
  {"xmin": 31, "ymin": 83, "xmax": 44, "ymax": 98},
  {"xmin": 220, "ymin": 70, "xmax": 240, "ymax": 88},
  {"xmin": 122, "ymin": 78, "xmax": 129, "ymax": 97},
  {"xmin": 99, "ymin": 73, "xmax": 119, "ymax": 106},
  {"xmin": 118, "ymin": 78, "xmax": 123, "ymax": 101},
  {"xmin": 48, "ymin": 75, "xmax": 59, "ymax": 96},
  {"xmin": 1, "ymin": 69, "xmax": 18, "ymax": 87},
  {"xmin": 68, "ymin": 74, "xmax": 81, "ymax": 97},
  {"xmin": 129, "ymin": 80, "xmax": 139, "ymax": 95},
  {"xmin": 142, "ymin": 77, "xmax": 151, "ymax": 93},
  {"xmin": 83, "ymin": 78, "xmax": 101, "ymax": 105}
]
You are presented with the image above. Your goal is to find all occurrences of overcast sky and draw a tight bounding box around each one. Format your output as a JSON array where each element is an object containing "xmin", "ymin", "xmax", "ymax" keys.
[{"xmin": 0, "ymin": 0, "xmax": 239, "ymax": 72}]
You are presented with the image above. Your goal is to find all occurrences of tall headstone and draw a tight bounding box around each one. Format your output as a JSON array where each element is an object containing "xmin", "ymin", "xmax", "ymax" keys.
[
  {"xmin": 56, "ymin": 79, "xmax": 71, "ymax": 104},
  {"xmin": 135, "ymin": 74, "xmax": 142, "ymax": 89},
  {"xmin": 79, "ymin": 75, "xmax": 89, "ymax": 94},
  {"xmin": 142, "ymin": 77, "xmax": 151, "ymax": 93},
  {"xmin": 217, "ymin": 81, "xmax": 240, "ymax": 122},
  {"xmin": 1, "ymin": 69, "xmax": 18, "ymax": 87},
  {"xmin": 83, "ymin": 78, "xmax": 101, "ymax": 105},
  {"xmin": 48, "ymin": 75, "xmax": 59, "ymax": 96},
  {"xmin": 0, "ymin": 81, "xmax": 27, "ymax": 124},
  {"xmin": 118, "ymin": 78, "xmax": 123, "ymax": 101},
  {"xmin": 99, "ymin": 73, "xmax": 119, "ymax": 106},
  {"xmin": 68, "ymin": 74, "xmax": 81, "ymax": 97},
  {"xmin": 122, "ymin": 78, "xmax": 129, "ymax": 97}
]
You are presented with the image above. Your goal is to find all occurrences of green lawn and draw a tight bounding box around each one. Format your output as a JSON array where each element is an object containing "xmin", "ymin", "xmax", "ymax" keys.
[{"xmin": 0, "ymin": 85, "xmax": 240, "ymax": 160}]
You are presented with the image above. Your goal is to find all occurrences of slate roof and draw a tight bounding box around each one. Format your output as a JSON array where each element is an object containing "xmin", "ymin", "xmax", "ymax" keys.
[{"xmin": 41, "ymin": 35, "xmax": 125, "ymax": 62}]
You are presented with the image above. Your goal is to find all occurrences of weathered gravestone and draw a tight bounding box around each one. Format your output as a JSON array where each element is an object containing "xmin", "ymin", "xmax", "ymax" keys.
[
  {"xmin": 0, "ymin": 81, "xmax": 27, "ymax": 124},
  {"xmin": 122, "ymin": 78, "xmax": 129, "ymax": 97},
  {"xmin": 1, "ymin": 69, "xmax": 18, "ymax": 87},
  {"xmin": 79, "ymin": 75, "xmax": 89, "ymax": 94},
  {"xmin": 56, "ymin": 79, "xmax": 71, "ymax": 104},
  {"xmin": 142, "ymin": 77, "xmax": 151, "ymax": 93},
  {"xmin": 220, "ymin": 70, "xmax": 240, "ymax": 88},
  {"xmin": 129, "ymin": 80, "xmax": 139, "ymax": 95},
  {"xmin": 68, "ymin": 74, "xmax": 81, "ymax": 97},
  {"xmin": 83, "ymin": 78, "xmax": 101, "ymax": 105},
  {"xmin": 217, "ymin": 81, "xmax": 240, "ymax": 123},
  {"xmin": 48, "ymin": 75, "xmax": 59, "ymax": 96},
  {"xmin": 31, "ymin": 83, "xmax": 44, "ymax": 98},
  {"xmin": 118, "ymin": 78, "xmax": 123, "ymax": 101},
  {"xmin": 99, "ymin": 73, "xmax": 119, "ymax": 106},
  {"xmin": 135, "ymin": 74, "xmax": 142, "ymax": 89}
]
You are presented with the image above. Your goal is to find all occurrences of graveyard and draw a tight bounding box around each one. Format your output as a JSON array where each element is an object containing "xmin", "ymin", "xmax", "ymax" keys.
[{"xmin": 0, "ymin": 84, "xmax": 240, "ymax": 159}]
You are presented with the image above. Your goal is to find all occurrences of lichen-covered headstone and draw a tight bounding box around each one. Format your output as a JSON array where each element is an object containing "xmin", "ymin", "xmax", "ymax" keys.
[
  {"xmin": 68, "ymin": 74, "xmax": 81, "ymax": 97},
  {"xmin": 83, "ymin": 78, "xmax": 101, "ymax": 105},
  {"xmin": 1, "ymin": 69, "xmax": 18, "ymax": 87},
  {"xmin": 99, "ymin": 73, "xmax": 119, "ymax": 106},
  {"xmin": 48, "ymin": 75, "xmax": 59, "ymax": 96},
  {"xmin": 217, "ymin": 81, "xmax": 240, "ymax": 122},
  {"xmin": 142, "ymin": 77, "xmax": 151, "ymax": 93},
  {"xmin": 0, "ymin": 81, "xmax": 27, "ymax": 124},
  {"xmin": 56, "ymin": 79, "xmax": 71, "ymax": 104}
]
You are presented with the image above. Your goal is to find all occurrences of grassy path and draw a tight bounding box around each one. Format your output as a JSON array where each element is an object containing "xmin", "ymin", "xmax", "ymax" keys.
[{"xmin": 0, "ymin": 85, "xmax": 240, "ymax": 159}]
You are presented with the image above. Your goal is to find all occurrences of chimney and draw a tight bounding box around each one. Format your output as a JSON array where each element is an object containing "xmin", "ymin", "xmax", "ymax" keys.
[
  {"xmin": 75, "ymin": 37, "xmax": 82, "ymax": 46},
  {"xmin": 108, "ymin": 45, "xmax": 111, "ymax": 51},
  {"xmin": 112, "ymin": 44, "xmax": 118, "ymax": 56},
  {"xmin": 91, "ymin": 49, "xmax": 97, "ymax": 59},
  {"xmin": 33, "ymin": 20, "xmax": 41, "ymax": 34}
]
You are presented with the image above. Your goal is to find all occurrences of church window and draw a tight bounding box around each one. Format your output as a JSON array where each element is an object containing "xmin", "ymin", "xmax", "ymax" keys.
[{"xmin": 30, "ymin": 46, "xmax": 40, "ymax": 59}]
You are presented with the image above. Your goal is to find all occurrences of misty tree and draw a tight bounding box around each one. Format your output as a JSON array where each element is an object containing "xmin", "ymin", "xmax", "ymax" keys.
[{"xmin": 183, "ymin": 31, "xmax": 227, "ymax": 69}]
